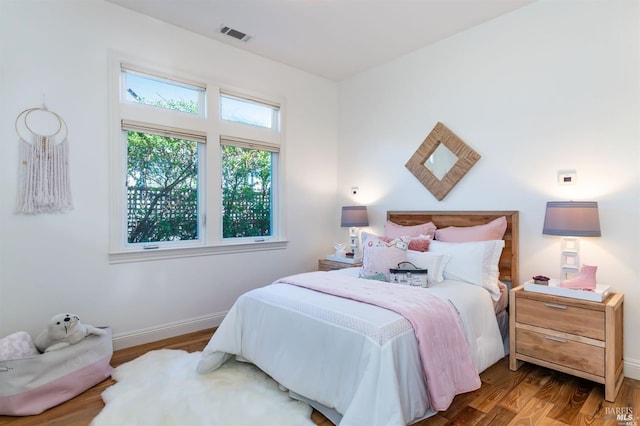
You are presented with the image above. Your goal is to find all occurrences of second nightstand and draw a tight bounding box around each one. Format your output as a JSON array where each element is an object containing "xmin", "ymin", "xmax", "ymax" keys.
[
  {"xmin": 318, "ymin": 258, "xmax": 362, "ymax": 271},
  {"xmin": 509, "ymin": 285, "xmax": 624, "ymax": 402}
]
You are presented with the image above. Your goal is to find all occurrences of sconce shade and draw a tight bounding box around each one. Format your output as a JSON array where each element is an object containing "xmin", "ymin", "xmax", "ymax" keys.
[
  {"xmin": 542, "ymin": 201, "xmax": 601, "ymax": 237},
  {"xmin": 341, "ymin": 206, "xmax": 369, "ymax": 227}
]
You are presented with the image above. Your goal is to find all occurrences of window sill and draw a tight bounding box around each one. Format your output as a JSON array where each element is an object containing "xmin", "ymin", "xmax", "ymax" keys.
[{"xmin": 108, "ymin": 240, "xmax": 288, "ymax": 264}]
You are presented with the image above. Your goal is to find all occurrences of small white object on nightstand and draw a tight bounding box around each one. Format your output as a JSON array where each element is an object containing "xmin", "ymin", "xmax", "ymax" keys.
[{"xmin": 333, "ymin": 242, "xmax": 346, "ymax": 257}]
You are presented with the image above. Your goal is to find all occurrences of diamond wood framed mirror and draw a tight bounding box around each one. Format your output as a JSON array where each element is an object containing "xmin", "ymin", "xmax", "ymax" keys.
[{"xmin": 405, "ymin": 122, "xmax": 481, "ymax": 201}]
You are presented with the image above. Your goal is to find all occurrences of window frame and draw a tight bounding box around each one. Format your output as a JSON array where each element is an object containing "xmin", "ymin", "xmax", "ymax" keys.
[{"xmin": 108, "ymin": 51, "xmax": 287, "ymax": 263}]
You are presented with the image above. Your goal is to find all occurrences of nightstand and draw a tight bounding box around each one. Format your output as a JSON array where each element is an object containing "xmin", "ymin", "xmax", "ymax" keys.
[
  {"xmin": 318, "ymin": 259, "xmax": 362, "ymax": 271},
  {"xmin": 509, "ymin": 285, "xmax": 624, "ymax": 402}
]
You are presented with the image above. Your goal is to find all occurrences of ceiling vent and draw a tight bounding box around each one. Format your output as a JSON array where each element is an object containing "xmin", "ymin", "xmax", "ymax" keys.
[{"xmin": 219, "ymin": 25, "xmax": 252, "ymax": 42}]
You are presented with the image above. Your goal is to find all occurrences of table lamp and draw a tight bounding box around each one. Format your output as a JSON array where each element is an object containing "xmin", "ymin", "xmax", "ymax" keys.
[
  {"xmin": 341, "ymin": 205, "xmax": 369, "ymax": 259},
  {"xmin": 542, "ymin": 201, "xmax": 600, "ymax": 278}
]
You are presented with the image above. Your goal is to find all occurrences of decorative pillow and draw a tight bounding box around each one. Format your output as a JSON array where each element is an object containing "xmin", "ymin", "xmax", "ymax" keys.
[
  {"xmin": 362, "ymin": 231, "xmax": 431, "ymax": 252},
  {"xmin": 360, "ymin": 237, "xmax": 408, "ymax": 281},
  {"xmin": 435, "ymin": 216, "xmax": 507, "ymax": 242},
  {"xmin": 0, "ymin": 331, "xmax": 39, "ymax": 362},
  {"xmin": 428, "ymin": 239, "xmax": 505, "ymax": 300},
  {"xmin": 405, "ymin": 235, "xmax": 431, "ymax": 252},
  {"xmin": 360, "ymin": 231, "xmax": 380, "ymax": 248},
  {"xmin": 405, "ymin": 250, "xmax": 450, "ymax": 286},
  {"xmin": 384, "ymin": 221, "xmax": 436, "ymax": 240}
]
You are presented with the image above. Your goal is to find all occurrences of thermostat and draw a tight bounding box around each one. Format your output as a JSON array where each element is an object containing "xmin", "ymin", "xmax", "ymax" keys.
[{"xmin": 558, "ymin": 170, "xmax": 577, "ymax": 185}]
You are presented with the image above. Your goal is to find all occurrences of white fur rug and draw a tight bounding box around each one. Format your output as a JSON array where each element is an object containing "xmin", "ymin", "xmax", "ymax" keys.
[{"xmin": 91, "ymin": 349, "xmax": 314, "ymax": 426}]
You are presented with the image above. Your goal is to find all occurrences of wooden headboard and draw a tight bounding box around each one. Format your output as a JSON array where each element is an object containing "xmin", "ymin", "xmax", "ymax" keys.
[{"xmin": 387, "ymin": 211, "xmax": 519, "ymax": 284}]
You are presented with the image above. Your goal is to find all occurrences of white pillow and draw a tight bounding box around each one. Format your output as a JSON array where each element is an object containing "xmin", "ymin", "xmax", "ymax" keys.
[
  {"xmin": 429, "ymin": 240, "xmax": 504, "ymax": 300},
  {"xmin": 405, "ymin": 250, "xmax": 450, "ymax": 287}
]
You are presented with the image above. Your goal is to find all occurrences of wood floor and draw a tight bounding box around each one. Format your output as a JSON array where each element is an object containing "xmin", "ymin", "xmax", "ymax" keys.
[{"xmin": 1, "ymin": 328, "xmax": 637, "ymax": 426}]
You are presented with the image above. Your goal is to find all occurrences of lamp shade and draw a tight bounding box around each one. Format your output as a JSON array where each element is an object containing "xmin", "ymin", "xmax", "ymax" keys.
[
  {"xmin": 542, "ymin": 201, "xmax": 601, "ymax": 237},
  {"xmin": 341, "ymin": 206, "xmax": 369, "ymax": 227}
]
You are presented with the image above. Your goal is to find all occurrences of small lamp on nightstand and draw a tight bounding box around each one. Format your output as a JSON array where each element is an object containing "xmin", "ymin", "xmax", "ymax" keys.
[
  {"xmin": 542, "ymin": 201, "xmax": 601, "ymax": 278},
  {"xmin": 341, "ymin": 205, "xmax": 369, "ymax": 260}
]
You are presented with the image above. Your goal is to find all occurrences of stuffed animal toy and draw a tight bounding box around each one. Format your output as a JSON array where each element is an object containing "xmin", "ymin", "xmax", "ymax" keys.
[{"xmin": 34, "ymin": 313, "xmax": 106, "ymax": 353}]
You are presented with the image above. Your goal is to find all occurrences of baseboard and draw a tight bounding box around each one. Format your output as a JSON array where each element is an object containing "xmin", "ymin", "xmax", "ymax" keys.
[
  {"xmin": 111, "ymin": 312, "xmax": 227, "ymax": 351},
  {"xmin": 624, "ymin": 357, "xmax": 640, "ymax": 380}
]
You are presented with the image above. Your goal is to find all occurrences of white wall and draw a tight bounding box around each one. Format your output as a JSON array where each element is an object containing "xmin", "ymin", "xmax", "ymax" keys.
[
  {"xmin": 338, "ymin": 0, "xmax": 640, "ymax": 378},
  {"xmin": 338, "ymin": 0, "xmax": 640, "ymax": 379},
  {"xmin": 2, "ymin": 0, "xmax": 638, "ymax": 381},
  {"xmin": 0, "ymin": 0, "xmax": 339, "ymax": 348}
]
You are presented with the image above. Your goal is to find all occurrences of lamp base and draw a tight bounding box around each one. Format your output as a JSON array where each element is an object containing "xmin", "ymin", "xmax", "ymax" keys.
[{"xmin": 561, "ymin": 237, "xmax": 580, "ymax": 279}]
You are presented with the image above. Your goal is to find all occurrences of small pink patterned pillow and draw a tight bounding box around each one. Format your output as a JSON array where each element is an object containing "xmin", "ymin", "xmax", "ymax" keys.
[
  {"xmin": 405, "ymin": 235, "xmax": 431, "ymax": 252},
  {"xmin": 384, "ymin": 221, "xmax": 436, "ymax": 239},
  {"xmin": 363, "ymin": 232, "xmax": 430, "ymax": 252},
  {"xmin": 0, "ymin": 331, "xmax": 40, "ymax": 361}
]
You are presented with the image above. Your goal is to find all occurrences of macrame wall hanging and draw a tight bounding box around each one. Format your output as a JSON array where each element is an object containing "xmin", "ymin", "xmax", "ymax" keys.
[{"xmin": 15, "ymin": 103, "xmax": 73, "ymax": 214}]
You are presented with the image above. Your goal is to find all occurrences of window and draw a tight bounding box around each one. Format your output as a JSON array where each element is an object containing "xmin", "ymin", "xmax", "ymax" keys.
[
  {"xmin": 124, "ymin": 125, "xmax": 201, "ymax": 245},
  {"xmin": 221, "ymin": 138, "xmax": 278, "ymax": 239},
  {"xmin": 219, "ymin": 94, "xmax": 280, "ymax": 241},
  {"xmin": 124, "ymin": 70, "xmax": 204, "ymax": 116},
  {"xmin": 109, "ymin": 55, "xmax": 284, "ymax": 261},
  {"xmin": 220, "ymin": 93, "xmax": 279, "ymax": 130}
]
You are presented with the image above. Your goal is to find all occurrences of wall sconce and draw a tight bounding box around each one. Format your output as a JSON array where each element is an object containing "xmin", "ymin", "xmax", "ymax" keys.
[
  {"xmin": 542, "ymin": 201, "xmax": 601, "ymax": 278},
  {"xmin": 341, "ymin": 205, "xmax": 369, "ymax": 260}
]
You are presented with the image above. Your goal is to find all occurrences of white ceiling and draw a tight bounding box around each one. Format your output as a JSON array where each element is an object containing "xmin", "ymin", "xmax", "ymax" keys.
[{"xmin": 107, "ymin": 0, "xmax": 536, "ymax": 81}]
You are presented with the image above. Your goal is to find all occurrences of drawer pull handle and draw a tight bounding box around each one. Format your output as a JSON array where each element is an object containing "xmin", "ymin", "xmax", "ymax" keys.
[
  {"xmin": 544, "ymin": 335, "xmax": 567, "ymax": 343},
  {"xmin": 544, "ymin": 303, "xmax": 568, "ymax": 310}
]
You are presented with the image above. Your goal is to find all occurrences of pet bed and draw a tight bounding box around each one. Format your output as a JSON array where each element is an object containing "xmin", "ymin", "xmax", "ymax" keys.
[{"xmin": 0, "ymin": 327, "xmax": 113, "ymax": 416}]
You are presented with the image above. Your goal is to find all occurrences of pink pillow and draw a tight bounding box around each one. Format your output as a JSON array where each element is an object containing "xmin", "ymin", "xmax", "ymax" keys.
[
  {"xmin": 435, "ymin": 216, "xmax": 507, "ymax": 242},
  {"xmin": 0, "ymin": 331, "xmax": 39, "ymax": 361},
  {"xmin": 362, "ymin": 231, "xmax": 430, "ymax": 252},
  {"xmin": 384, "ymin": 221, "xmax": 436, "ymax": 239},
  {"xmin": 360, "ymin": 237, "xmax": 407, "ymax": 281},
  {"xmin": 407, "ymin": 236, "xmax": 431, "ymax": 252}
]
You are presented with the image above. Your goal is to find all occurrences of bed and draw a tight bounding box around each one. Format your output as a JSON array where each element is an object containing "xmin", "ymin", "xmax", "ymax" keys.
[{"xmin": 197, "ymin": 211, "xmax": 519, "ymax": 425}]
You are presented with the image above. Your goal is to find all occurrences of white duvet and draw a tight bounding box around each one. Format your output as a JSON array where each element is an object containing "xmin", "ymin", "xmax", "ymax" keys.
[{"xmin": 197, "ymin": 269, "xmax": 505, "ymax": 426}]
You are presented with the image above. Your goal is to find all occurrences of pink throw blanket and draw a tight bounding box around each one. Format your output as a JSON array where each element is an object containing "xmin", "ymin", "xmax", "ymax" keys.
[{"xmin": 276, "ymin": 271, "xmax": 481, "ymax": 411}]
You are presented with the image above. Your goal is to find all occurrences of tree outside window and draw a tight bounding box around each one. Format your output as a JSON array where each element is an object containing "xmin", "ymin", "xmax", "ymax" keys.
[
  {"xmin": 127, "ymin": 131, "xmax": 199, "ymax": 243},
  {"xmin": 222, "ymin": 145, "xmax": 272, "ymax": 238}
]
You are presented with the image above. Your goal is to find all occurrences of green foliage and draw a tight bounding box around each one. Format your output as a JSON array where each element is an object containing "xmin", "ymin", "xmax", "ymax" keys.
[
  {"xmin": 222, "ymin": 145, "xmax": 272, "ymax": 238},
  {"xmin": 127, "ymin": 131, "xmax": 198, "ymax": 243}
]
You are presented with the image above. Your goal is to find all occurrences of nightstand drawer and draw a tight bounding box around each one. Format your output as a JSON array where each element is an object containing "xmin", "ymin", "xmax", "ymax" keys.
[
  {"xmin": 516, "ymin": 297, "xmax": 605, "ymax": 340},
  {"xmin": 516, "ymin": 328, "xmax": 605, "ymax": 376}
]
